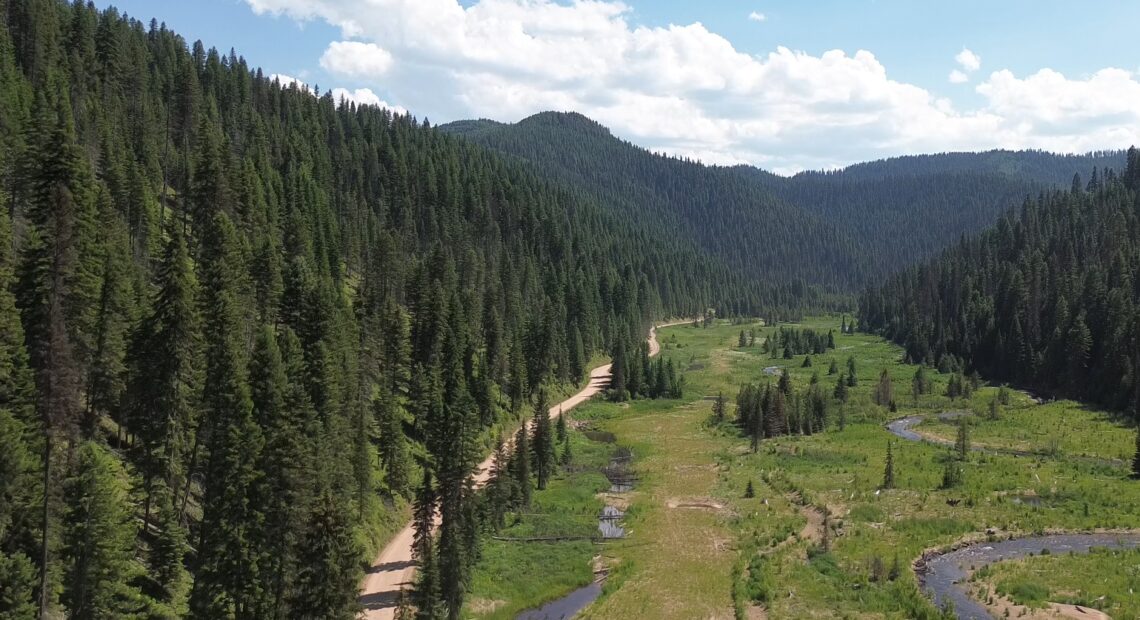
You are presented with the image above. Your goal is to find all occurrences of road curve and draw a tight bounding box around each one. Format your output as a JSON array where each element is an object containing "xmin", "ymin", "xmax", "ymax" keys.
[{"xmin": 358, "ymin": 320, "xmax": 690, "ymax": 619}]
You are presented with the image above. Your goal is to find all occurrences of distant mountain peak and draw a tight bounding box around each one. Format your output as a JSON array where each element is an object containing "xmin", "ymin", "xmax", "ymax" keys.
[{"xmin": 516, "ymin": 111, "xmax": 613, "ymax": 137}]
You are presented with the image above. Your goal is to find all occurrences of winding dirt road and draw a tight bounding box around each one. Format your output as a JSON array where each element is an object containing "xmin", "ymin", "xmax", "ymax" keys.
[{"xmin": 358, "ymin": 320, "xmax": 690, "ymax": 619}]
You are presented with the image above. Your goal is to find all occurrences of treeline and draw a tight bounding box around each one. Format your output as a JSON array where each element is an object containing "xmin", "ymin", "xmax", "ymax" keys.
[
  {"xmin": 767, "ymin": 326, "xmax": 835, "ymax": 357},
  {"xmin": 860, "ymin": 153, "xmax": 1140, "ymax": 414},
  {"xmin": 440, "ymin": 112, "xmax": 862, "ymax": 312},
  {"xmin": 609, "ymin": 339, "xmax": 684, "ymax": 401},
  {"xmin": 732, "ymin": 371, "xmax": 830, "ymax": 451},
  {"xmin": 0, "ymin": 1, "xmax": 713, "ymax": 618},
  {"xmin": 444, "ymin": 113, "xmax": 1125, "ymax": 300}
]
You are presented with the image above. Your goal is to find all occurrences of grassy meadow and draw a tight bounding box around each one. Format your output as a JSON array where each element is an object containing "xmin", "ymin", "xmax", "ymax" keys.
[{"xmin": 463, "ymin": 317, "xmax": 1140, "ymax": 619}]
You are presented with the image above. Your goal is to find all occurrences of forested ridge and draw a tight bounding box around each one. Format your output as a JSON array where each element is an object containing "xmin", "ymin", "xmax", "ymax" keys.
[
  {"xmin": 0, "ymin": 1, "xmax": 726, "ymax": 618},
  {"xmin": 859, "ymin": 154, "xmax": 1140, "ymax": 414},
  {"xmin": 440, "ymin": 112, "xmax": 867, "ymax": 301},
  {"xmin": 442, "ymin": 112, "xmax": 1124, "ymax": 292}
]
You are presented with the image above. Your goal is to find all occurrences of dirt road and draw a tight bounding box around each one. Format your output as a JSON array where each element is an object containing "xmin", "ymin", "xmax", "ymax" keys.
[{"xmin": 358, "ymin": 321, "xmax": 688, "ymax": 619}]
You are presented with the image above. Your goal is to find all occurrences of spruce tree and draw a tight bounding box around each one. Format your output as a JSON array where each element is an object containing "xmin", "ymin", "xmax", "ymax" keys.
[
  {"xmin": 881, "ymin": 441, "xmax": 895, "ymax": 490},
  {"xmin": 189, "ymin": 213, "xmax": 263, "ymax": 619},
  {"xmin": 287, "ymin": 492, "xmax": 361, "ymax": 620},
  {"xmin": 61, "ymin": 443, "xmax": 142, "ymax": 619},
  {"xmin": 375, "ymin": 391, "xmax": 411, "ymax": 498},
  {"xmin": 511, "ymin": 423, "xmax": 532, "ymax": 507},
  {"xmin": 955, "ymin": 416, "xmax": 970, "ymax": 460},
  {"xmin": 127, "ymin": 222, "xmax": 201, "ymax": 527},
  {"xmin": 531, "ymin": 390, "xmax": 555, "ymax": 490},
  {"xmin": 411, "ymin": 470, "xmax": 440, "ymax": 620}
]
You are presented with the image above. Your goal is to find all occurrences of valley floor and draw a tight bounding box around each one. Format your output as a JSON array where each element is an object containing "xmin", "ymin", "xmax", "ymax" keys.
[{"xmin": 461, "ymin": 318, "xmax": 1140, "ymax": 620}]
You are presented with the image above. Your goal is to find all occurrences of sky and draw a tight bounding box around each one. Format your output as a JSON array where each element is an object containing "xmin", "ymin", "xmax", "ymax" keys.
[{"xmin": 99, "ymin": 0, "xmax": 1140, "ymax": 173}]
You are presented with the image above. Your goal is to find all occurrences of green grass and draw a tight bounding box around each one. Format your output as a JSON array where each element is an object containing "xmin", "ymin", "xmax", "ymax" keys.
[
  {"xmin": 464, "ymin": 429, "xmax": 613, "ymax": 619},
  {"xmin": 465, "ymin": 317, "xmax": 1140, "ymax": 619},
  {"xmin": 974, "ymin": 546, "xmax": 1140, "ymax": 616}
]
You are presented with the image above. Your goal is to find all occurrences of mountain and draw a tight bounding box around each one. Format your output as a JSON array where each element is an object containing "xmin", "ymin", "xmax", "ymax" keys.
[
  {"xmin": 440, "ymin": 111, "xmax": 871, "ymax": 299},
  {"xmin": 860, "ymin": 153, "xmax": 1140, "ymax": 412},
  {"xmin": 0, "ymin": 3, "xmax": 764, "ymax": 618},
  {"xmin": 440, "ymin": 112, "xmax": 1126, "ymax": 290}
]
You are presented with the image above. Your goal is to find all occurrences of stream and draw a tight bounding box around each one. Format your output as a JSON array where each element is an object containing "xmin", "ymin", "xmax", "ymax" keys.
[
  {"xmin": 916, "ymin": 533, "xmax": 1140, "ymax": 619},
  {"xmin": 514, "ymin": 440, "xmax": 633, "ymax": 619},
  {"xmin": 885, "ymin": 413, "xmax": 1122, "ymax": 467}
]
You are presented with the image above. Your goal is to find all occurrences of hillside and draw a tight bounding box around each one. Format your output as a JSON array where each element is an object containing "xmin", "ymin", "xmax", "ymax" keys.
[
  {"xmin": 441, "ymin": 112, "xmax": 1125, "ymax": 287},
  {"xmin": 0, "ymin": 3, "xmax": 750, "ymax": 618},
  {"xmin": 860, "ymin": 153, "xmax": 1140, "ymax": 412},
  {"xmin": 439, "ymin": 112, "xmax": 872, "ymax": 296}
]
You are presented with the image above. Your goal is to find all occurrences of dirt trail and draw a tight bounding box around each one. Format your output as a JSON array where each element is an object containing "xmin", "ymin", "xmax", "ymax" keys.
[{"xmin": 358, "ymin": 320, "xmax": 690, "ymax": 619}]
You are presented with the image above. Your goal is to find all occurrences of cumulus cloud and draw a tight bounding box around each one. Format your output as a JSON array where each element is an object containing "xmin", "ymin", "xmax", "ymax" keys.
[
  {"xmin": 748, "ymin": 11, "xmax": 766, "ymax": 23},
  {"xmin": 330, "ymin": 86, "xmax": 408, "ymax": 114},
  {"xmin": 955, "ymin": 48, "xmax": 981, "ymax": 72},
  {"xmin": 246, "ymin": 0, "xmax": 1140, "ymax": 172},
  {"xmin": 948, "ymin": 69, "xmax": 969, "ymax": 84},
  {"xmin": 320, "ymin": 41, "xmax": 393, "ymax": 77}
]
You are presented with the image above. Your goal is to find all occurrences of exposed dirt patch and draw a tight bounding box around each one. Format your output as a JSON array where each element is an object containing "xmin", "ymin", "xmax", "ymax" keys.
[
  {"xmin": 982, "ymin": 593, "xmax": 1111, "ymax": 620},
  {"xmin": 596, "ymin": 492, "xmax": 631, "ymax": 511},
  {"xmin": 466, "ymin": 598, "xmax": 507, "ymax": 614},
  {"xmin": 666, "ymin": 497, "xmax": 726, "ymax": 511}
]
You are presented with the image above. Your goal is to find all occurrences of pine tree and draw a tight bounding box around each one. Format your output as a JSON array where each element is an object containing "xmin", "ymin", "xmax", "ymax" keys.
[
  {"xmin": 955, "ymin": 416, "xmax": 970, "ymax": 460},
  {"xmin": 376, "ymin": 390, "xmax": 411, "ymax": 498},
  {"xmin": 881, "ymin": 441, "xmax": 895, "ymax": 489},
  {"xmin": 874, "ymin": 369, "xmax": 892, "ymax": 407},
  {"xmin": 511, "ymin": 422, "xmax": 532, "ymax": 507},
  {"xmin": 1132, "ymin": 426, "xmax": 1140, "ymax": 479},
  {"xmin": 411, "ymin": 470, "xmax": 440, "ymax": 620},
  {"xmin": 555, "ymin": 407, "xmax": 567, "ymax": 443},
  {"xmin": 560, "ymin": 433, "xmax": 573, "ymax": 467},
  {"xmin": 61, "ymin": 442, "xmax": 142, "ymax": 619},
  {"xmin": 846, "ymin": 356, "xmax": 857, "ymax": 386},
  {"xmin": 531, "ymin": 390, "xmax": 556, "ymax": 490},
  {"xmin": 189, "ymin": 213, "xmax": 263, "ymax": 619},
  {"xmin": 287, "ymin": 492, "xmax": 361, "ymax": 620},
  {"xmin": 738, "ymin": 330, "xmax": 747, "ymax": 348},
  {"xmin": 712, "ymin": 391, "xmax": 727, "ymax": 423},
  {"xmin": 827, "ymin": 359, "xmax": 838, "ymax": 375},
  {"xmin": 127, "ymin": 222, "xmax": 200, "ymax": 527}
]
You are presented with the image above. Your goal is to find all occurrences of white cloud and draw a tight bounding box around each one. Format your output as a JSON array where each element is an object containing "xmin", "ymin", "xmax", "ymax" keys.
[
  {"xmin": 955, "ymin": 48, "xmax": 981, "ymax": 72},
  {"xmin": 748, "ymin": 11, "xmax": 766, "ymax": 23},
  {"xmin": 948, "ymin": 69, "xmax": 969, "ymax": 84},
  {"xmin": 270, "ymin": 73, "xmax": 312, "ymax": 91},
  {"xmin": 246, "ymin": 0, "xmax": 1140, "ymax": 172},
  {"xmin": 330, "ymin": 86, "xmax": 408, "ymax": 114},
  {"xmin": 320, "ymin": 41, "xmax": 393, "ymax": 77}
]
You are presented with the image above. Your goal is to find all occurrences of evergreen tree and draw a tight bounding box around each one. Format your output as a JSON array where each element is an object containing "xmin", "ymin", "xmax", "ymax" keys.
[
  {"xmin": 189, "ymin": 214, "xmax": 263, "ymax": 619},
  {"xmin": 61, "ymin": 442, "xmax": 142, "ymax": 619},
  {"xmin": 287, "ymin": 492, "xmax": 361, "ymax": 620},
  {"xmin": 531, "ymin": 390, "xmax": 556, "ymax": 490},
  {"xmin": 846, "ymin": 356, "xmax": 857, "ymax": 386},
  {"xmin": 410, "ymin": 470, "xmax": 440, "ymax": 620},
  {"xmin": 955, "ymin": 416, "xmax": 970, "ymax": 460},
  {"xmin": 376, "ymin": 391, "xmax": 411, "ymax": 498},
  {"xmin": 827, "ymin": 359, "xmax": 838, "ymax": 375},
  {"xmin": 881, "ymin": 441, "xmax": 895, "ymax": 490},
  {"xmin": 874, "ymin": 369, "xmax": 892, "ymax": 407},
  {"xmin": 511, "ymin": 423, "xmax": 532, "ymax": 507},
  {"xmin": 712, "ymin": 391, "xmax": 727, "ymax": 423},
  {"xmin": 128, "ymin": 222, "xmax": 201, "ymax": 526}
]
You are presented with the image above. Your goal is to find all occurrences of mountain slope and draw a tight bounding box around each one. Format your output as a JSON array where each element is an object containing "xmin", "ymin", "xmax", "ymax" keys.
[
  {"xmin": 441, "ymin": 112, "xmax": 1125, "ymax": 290},
  {"xmin": 860, "ymin": 153, "xmax": 1140, "ymax": 411},
  {"xmin": 440, "ymin": 112, "xmax": 871, "ymax": 296}
]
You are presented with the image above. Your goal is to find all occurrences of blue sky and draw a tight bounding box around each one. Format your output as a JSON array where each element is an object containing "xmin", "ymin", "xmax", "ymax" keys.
[{"xmin": 98, "ymin": 0, "xmax": 1140, "ymax": 172}]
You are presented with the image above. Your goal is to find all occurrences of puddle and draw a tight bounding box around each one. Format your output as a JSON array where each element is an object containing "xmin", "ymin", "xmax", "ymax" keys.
[
  {"xmin": 515, "ymin": 582, "xmax": 602, "ymax": 620},
  {"xmin": 598, "ymin": 505, "xmax": 625, "ymax": 539}
]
